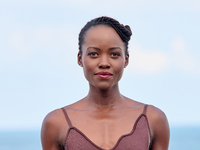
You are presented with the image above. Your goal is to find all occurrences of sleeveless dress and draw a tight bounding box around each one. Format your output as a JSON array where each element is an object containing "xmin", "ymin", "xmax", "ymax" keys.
[{"xmin": 61, "ymin": 105, "xmax": 151, "ymax": 150}]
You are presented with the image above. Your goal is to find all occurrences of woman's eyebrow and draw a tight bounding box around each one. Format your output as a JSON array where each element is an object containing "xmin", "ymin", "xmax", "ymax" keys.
[
  {"xmin": 87, "ymin": 47, "xmax": 101, "ymax": 51},
  {"xmin": 87, "ymin": 47, "xmax": 122, "ymax": 51},
  {"xmin": 109, "ymin": 47, "xmax": 122, "ymax": 51}
]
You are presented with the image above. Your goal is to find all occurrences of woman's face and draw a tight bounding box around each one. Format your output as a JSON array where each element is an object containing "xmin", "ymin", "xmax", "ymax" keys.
[{"xmin": 78, "ymin": 25, "xmax": 129, "ymax": 90}]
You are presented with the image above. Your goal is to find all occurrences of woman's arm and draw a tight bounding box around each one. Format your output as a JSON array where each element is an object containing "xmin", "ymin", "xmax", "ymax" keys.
[
  {"xmin": 41, "ymin": 110, "xmax": 63, "ymax": 150},
  {"xmin": 148, "ymin": 105, "xmax": 170, "ymax": 150}
]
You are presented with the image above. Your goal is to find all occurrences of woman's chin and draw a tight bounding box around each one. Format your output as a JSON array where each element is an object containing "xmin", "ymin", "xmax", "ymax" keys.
[{"xmin": 91, "ymin": 83, "xmax": 118, "ymax": 91}]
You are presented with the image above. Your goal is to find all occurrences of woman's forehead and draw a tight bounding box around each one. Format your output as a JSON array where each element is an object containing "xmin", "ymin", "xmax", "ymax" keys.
[{"xmin": 84, "ymin": 25, "xmax": 123, "ymax": 42}]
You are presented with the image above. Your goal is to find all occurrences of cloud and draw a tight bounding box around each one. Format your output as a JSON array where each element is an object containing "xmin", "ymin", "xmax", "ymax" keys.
[
  {"xmin": 170, "ymin": 36, "xmax": 199, "ymax": 73},
  {"xmin": 5, "ymin": 29, "xmax": 32, "ymax": 59},
  {"xmin": 167, "ymin": 0, "xmax": 200, "ymax": 11},
  {"xmin": 1, "ymin": 0, "xmax": 200, "ymax": 13},
  {"xmin": 58, "ymin": 0, "xmax": 200, "ymax": 13},
  {"xmin": 126, "ymin": 37, "xmax": 200, "ymax": 76},
  {"xmin": 127, "ymin": 43, "xmax": 169, "ymax": 75},
  {"xmin": 4, "ymin": 25, "xmax": 79, "ymax": 64}
]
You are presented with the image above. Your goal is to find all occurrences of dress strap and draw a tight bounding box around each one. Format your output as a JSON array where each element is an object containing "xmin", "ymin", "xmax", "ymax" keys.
[
  {"xmin": 61, "ymin": 108, "xmax": 72, "ymax": 127},
  {"xmin": 143, "ymin": 104, "xmax": 148, "ymax": 115}
]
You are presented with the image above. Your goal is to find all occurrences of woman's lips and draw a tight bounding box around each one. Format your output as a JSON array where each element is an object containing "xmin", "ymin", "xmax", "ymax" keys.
[{"xmin": 95, "ymin": 72, "xmax": 113, "ymax": 79}]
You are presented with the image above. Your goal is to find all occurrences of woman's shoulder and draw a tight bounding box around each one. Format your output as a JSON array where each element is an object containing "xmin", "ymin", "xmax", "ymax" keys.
[
  {"xmin": 123, "ymin": 96, "xmax": 143, "ymax": 106},
  {"xmin": 145, "ymin": 105, "xmax": 170, "ymax": 147},
  {"xmin": 41, "ymin": 108, "xmax": 67, "ymax": 133},
  {"xmin": 41, "ymin": 108, "xmax": 69, "ymax": 149},
  {"xmin": 43, "ymin": 100, "xmax": 85, "ymax": 123},
  {"xmin": 124, "ymin": 98, "xmax": 169, "ymax": 141},
  {"xmin": 125, "ymin": 97, "xmax": 167, "ymax": 120},
  {"xmin": 146, "ymin": 105, "xmax": 168, "ymax": 126},
  {"xmin": 62, "ymin": 99, "xmax": 89, "ymax": 111},
  {"xmin": 43, "ymin": 108, "xmax": 63, "ymax": 122}
]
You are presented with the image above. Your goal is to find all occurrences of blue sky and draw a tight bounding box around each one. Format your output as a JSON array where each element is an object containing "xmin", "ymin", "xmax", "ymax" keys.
[{"xmin": 0, "ymin": 0, "xmax": 200, "ymax": 130}]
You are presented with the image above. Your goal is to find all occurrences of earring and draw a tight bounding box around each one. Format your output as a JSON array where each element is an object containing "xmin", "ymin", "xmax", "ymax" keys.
[
  {"xmin": 124, "ymin": 63, "xmax": 127, "ymax": 68},
  {"xmin": 79, "ymin": 63, "xmax": 83, "ymax": 67}
]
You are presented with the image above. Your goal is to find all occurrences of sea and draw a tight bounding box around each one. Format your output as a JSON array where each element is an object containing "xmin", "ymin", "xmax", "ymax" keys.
[{"xmin": 0, "ymin": 126, "xmax": 199, "ymax": 150}]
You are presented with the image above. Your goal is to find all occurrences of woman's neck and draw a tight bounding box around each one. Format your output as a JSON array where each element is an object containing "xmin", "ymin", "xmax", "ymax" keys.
[{"xmin": 85, "ymin": 84, "xmax": 125, "ymax": 109}]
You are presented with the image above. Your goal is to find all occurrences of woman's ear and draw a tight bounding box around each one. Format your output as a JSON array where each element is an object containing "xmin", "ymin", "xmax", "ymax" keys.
[
  {"xmin": 77, "ymin": 53, "xmax": 83, "ymax": 67},
  {"xmin": 124, "ymin": 54, "xmax": 129, "ymax": 68}
]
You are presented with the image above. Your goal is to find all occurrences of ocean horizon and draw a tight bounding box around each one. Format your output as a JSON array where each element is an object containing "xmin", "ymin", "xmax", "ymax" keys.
[{"xmin": 0, "ymin": 126, "xmax": 199, "ymax": 150}]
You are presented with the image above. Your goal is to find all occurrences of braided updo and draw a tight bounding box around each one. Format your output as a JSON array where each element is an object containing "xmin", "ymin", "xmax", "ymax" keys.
[{"xmin": 78, "ymin": 16, "xmax": 132, "ymax": 55}]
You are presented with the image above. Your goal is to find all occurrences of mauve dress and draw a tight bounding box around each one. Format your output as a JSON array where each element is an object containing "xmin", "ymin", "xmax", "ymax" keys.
[{"xmin": 61, "ymin": 105, "xmax": 151, "ymax": 150}]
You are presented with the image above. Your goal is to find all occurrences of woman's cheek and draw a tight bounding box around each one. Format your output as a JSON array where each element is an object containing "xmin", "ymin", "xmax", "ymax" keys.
[
  {"xmin": 83, "ymin": 59, "xmax": 94, "ymax": 71},
  {"xmin": 114, "ymin": 59, "xmax": 125, "ymax": 72},
  {"xmin": 82, "ymin": 59, "xmax": 95, "ymax": 80},
  {"xmin": 115, "ymin": 63, "xmax": 125, "ymax": 79}
]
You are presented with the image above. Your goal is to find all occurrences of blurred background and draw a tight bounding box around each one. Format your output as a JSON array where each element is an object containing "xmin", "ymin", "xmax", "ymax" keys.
[{"xmin": 0, "ymin": 0, "xmax": 200, "ymax": 149}]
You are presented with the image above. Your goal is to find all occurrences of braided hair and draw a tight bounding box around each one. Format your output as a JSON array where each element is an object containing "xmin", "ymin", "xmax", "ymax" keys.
[{"xmin": 78, "ymin": 16, "xmax": 132, "ymax": 55}]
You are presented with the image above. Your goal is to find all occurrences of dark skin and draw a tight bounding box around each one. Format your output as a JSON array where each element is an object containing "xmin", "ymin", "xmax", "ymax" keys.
[{"xmin": 41, "ymin": 25, "xmax": 170, "ymax": 150}]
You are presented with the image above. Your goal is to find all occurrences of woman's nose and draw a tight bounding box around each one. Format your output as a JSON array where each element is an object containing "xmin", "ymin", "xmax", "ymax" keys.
[{"xmin": 98, "ymin": 56, "xmax": 110, "ymax": 69}]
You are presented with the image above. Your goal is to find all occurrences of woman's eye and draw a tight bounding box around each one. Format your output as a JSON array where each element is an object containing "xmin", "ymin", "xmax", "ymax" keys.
[
  {"xmin": 88, "ymin": 52, "xmax": 98, "ymax": 57},
  {"xmin": 111, "ymin": 52, "xmax": 121, "ymax": 57}
]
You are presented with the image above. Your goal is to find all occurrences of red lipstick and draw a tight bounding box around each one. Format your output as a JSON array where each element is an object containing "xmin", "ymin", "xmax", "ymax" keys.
[{"xmin": 95, "ymin": 71, "xmax": 113, "ymax": 79}]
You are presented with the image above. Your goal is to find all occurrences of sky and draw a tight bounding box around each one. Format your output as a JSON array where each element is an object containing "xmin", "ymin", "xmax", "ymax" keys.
[{"xmin": 0, "ymin": 0, "xmax": 200, "ymax": 130}]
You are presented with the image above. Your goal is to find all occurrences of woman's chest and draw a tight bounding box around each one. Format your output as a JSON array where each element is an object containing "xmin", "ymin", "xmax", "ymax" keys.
[{"xmin": 65, "ymin": 115, "xmax": 151, "ymax": 150}]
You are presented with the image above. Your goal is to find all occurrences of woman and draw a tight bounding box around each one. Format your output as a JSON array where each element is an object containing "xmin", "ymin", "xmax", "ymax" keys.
[{"xmin": 41, "ymin": 16, "xmax": 170, "ymax": 150}]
